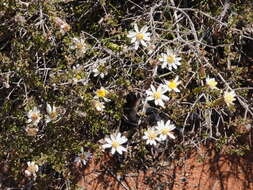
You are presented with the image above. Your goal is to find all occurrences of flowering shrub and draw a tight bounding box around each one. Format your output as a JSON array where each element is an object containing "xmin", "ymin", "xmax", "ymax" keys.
[{"xmin": 0, "ymin": 0, "xmax": 252, "ymax": 189}]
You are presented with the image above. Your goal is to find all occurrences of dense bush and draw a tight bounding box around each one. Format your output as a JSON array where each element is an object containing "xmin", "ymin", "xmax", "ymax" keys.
[{"xmin": 0, "ymin": 0, "xmax": 252, "ymax": 189}]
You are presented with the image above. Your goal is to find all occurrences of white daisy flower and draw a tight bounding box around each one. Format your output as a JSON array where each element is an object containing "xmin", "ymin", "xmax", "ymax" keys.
[
  {"xmin": 102, "ymin": 133, "xmax": 128, "ymax": 155},
  {"xmin": 92, "ymin": 67, "xmax": 105, "ymax": 78},
  {"xmin": 92, "ymin": 63, "xmax": 108, "ymax": 79},
  {"xmin": 163, "ymin": 76, "xmax": 181, "ymax": 93},
  {"xmin": 142, "ymin": 128, "xmax": 159, "ymax": 146},
  {"xmin": 74, "ymin": 148, "xmax": 92, "ymax": 167},
  {"xmin": 91, "ymin": 100, "xmax": 105, "ymax": 112},
  {"xmin": 127, "ymin": 23, "xmax": 151, "ymax": 50},
  {"xmin": 95, "ymin": 87, "xmax": 110, "ymax": 102},
  {"xmin": 206, "ymin": 77, "xmax": 218, "ymax": 89},
  {"xmin": 155, "ymin": 120, "xmax": 176, "ymax": 141},
  {"xmin": 45, "ymin": 104, "xmax": 58, "ymax": 123},
  {"xmin": 224, "ymin": 90, "xmax": 236, "ymax": 106},
  {"xmin": 91, "ymin": 59, "xmax": 109, "ymax": 79},
  {"xmin": 146, "ymin": 85, "xmax": 169, "ymax": 108},
  {"xmin": 27, "ymin": 107, "xmax": 41, "ymax": 126},
  {"xmin": 70, "ymin": 37, "xmax": 87, "ymax": 56},
  {"xmin": 159, "ymin": 50, "xmax": 181, "ymax": 70},
  {"xmin": 25, "ymin": 161, "xmax": 39, "ymax": 177}
]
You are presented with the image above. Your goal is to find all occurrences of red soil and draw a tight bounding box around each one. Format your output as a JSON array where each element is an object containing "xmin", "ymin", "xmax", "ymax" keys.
[{"xmin": 77, "ymin": 148, "xmax": 253, "ymax": 190}]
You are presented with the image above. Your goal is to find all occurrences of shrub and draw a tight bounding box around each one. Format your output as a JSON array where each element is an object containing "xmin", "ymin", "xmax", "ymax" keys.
[{"xmin": 0, "ymin": 0, "xmax": 252, "ymax": 189}]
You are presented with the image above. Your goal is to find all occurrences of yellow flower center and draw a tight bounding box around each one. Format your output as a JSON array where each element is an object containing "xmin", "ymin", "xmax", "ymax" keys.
[
  {"xmin": 161, "ymin": 128, "xmax": 170, "ymax": 135},
  {"xmin": 224, "ymin": 93, "xmax": 235, "ymax": 104},
  {"xmin": 96, "ymin": 89, "xmax": 107, "ymax": 97},
  {"xmin": 76, "ymin": 42, "xmax": 85, "ymax": 49},
  {"xmin": 136, "ymin": 33, "xmax": 144, "ymax": 40},
  {"xmin": 148, "ymin": 131, "xmax": 157, "ymax": 140},
  {"xmin": 168, "ymin": 81, "xmax": 177, "ymax": 89},
  {"xmin": 167, "ymin": 55, "xmax": 175, "ymax": 64},
  {"xmin": 49, "ymin": 111, "xmax": 57, "ymax": 120},
  {"xmin": 112, "ymin": 141, "xmax": 120, "ymax": 148},
  {"xmin": 153, "ymin": 92, "xmax": 161, "ymax": 100},
  {"xmin": 207, "ymin": 80, "xmax": 217, "ymax": 89},
  {"xmin": 31, "ymin": 113, "xmax": 39, "ymax": 121},
  {"xmin": 27, "ymin": 165, "xmax": 37, "ymax": 173}
]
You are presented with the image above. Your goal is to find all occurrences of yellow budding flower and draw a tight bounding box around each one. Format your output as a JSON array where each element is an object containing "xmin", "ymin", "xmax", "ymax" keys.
[
  {"xmin": 224, "ymin": 90, "xmax": 236, "ymax": 106},
  {"xmin": 95, "ymin": 87, "xmax": 110, "ymax": 102},
  {"xmin": 96, "ymin": 88, "xmax": 108, "ymax": 97},
  {"xmin": 163, "ymin": 76, "xmax": 181, "ymax": 92},
  {"xmin": 206, "ymin": 77, "xmax": 218, "ymax": 89}
]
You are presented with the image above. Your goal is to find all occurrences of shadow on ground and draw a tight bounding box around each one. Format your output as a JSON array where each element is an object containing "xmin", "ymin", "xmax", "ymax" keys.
[{"xmin": 76, "ymin": 146, "xmax": 253, "ymax": 190}]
